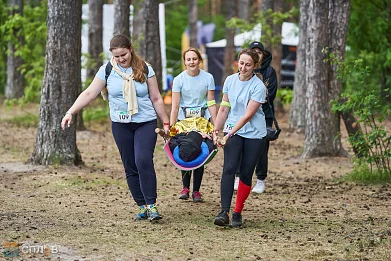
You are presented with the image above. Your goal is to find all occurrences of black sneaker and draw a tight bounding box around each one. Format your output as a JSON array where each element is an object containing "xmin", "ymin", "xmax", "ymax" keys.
[
  {"xmin": 231, "ymin": 212, "xmax": 242, "ymax": 227},
  {"xmin": 214, "ymin": 210, "xmax": 229, "ymax": 226}
]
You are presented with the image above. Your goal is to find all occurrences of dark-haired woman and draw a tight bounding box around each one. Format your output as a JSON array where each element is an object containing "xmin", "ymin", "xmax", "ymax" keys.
[
  {"xmin": 61, "ymin": 34, "xmax": 170, "ymax": 221},
  {"xmin": 212, "ymin": 48, "xmax": 267, "ymax": 227}
]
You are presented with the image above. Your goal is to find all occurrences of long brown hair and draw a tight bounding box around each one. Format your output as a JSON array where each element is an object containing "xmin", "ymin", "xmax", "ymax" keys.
[{"xmin": 109, "ymin": 35, "xmax": 148, "ymax": 83}]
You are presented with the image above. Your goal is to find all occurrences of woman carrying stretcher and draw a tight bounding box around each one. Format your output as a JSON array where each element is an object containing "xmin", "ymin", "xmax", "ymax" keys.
[
  {"xmin": 170, "ymin": 47, "xmax": 217, "ymax": 203},
  {"xmin": 212, "ymin": 48, "xmax": 267, "ymax": 227}
]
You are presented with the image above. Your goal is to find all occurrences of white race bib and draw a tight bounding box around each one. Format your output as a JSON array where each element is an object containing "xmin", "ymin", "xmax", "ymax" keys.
[
  {"xmin": 184, "ymin": 106, "xmax": 203, "ymax": 118},
  {"xmin": 117, "ymin": 111, "xmax": 131, "ymax": 123}
]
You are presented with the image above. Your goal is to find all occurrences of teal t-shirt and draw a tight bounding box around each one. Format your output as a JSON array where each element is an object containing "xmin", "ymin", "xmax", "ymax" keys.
[
  {"xmin": 96, "ymin": 62, "xmax": 157, "ymax": 123},
  {"xmin": 223, "ymin": 73, "xmax": 267, "ymax": 139},
  {"xmin": 172, "ymin": 70, "xmax": 215, "ymax": 120}
]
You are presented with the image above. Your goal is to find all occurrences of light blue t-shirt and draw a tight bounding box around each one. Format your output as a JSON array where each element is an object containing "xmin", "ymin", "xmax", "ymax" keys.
[
  {"xmin": 223, "ymin": 73, "xmax": 267, "ymax": 139},
  {"xmin": 96, "ymin": 63, "xmax": 157, "ymax": 123},
  {"xmin": 172, "ymin": 70, "xmax": 215, "ymax": 120}
]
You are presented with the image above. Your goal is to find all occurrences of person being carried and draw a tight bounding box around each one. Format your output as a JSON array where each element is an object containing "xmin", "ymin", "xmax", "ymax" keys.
[
  {"xmin": 61, "ymin": 34, "xmax": 170, "ymax": 222},
  {"xmin": 234, "ymin": 41, "xmax": 278, "ymax": 194},
  {"xmin": 170, "ymin": 47, "xmax": 217, "ymax": 203}
]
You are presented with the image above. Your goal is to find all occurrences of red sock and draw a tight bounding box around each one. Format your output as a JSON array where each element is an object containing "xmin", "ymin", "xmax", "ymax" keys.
[{"xmin": 234, "ymin": 180, "xmax": 251, "ymax": 213}]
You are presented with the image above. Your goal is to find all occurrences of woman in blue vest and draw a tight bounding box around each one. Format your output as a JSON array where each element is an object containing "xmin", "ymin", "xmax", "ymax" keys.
[
  {"xmin": 170, "ymin": 47, "xmax": 217, "ymax": 202},
  {"xmin": 61, "ymin": 34, "xmax": 170, "ymax": 222},
  {"xmin": 213, "ymin": 48, "xmax": 267, "ymax": 227}
]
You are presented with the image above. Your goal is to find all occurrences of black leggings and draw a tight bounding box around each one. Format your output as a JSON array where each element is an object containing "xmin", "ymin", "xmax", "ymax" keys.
[
  {"xmin": 220, "ymin": 135, "xmax": 265, "ymax": 212},
  {"xmin": 181, "ymin": 166, "xmax": 204, "ymax": 192}
]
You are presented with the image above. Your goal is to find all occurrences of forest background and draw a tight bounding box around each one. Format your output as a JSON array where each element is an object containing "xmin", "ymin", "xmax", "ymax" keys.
[{"xmin": 0, "ymin": 0, "xmax": 390, "ymax": 260}]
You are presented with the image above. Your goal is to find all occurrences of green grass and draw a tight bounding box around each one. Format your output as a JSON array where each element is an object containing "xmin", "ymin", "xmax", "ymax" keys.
[
  {"xmin": 342, "ymin": 163, "xmax": 391, "ymax": 184},
  {"xmin": 4, "ymin": 113, "xmax": 39, "ymax": 128}
]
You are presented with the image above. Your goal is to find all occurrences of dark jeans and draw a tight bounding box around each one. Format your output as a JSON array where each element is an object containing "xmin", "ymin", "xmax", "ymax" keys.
[
  {"xmin": 220, "ymin": 135, "xmax": 265, "ymax": 212},
  {"xmin": 111, "ymin": 120, "xmax": 158, "ymax": 206},
  {"xmin": 181, "ymin": 166, "xmax": 204, "ymax": 192},
  {"xmin": 236, "ymin": 118, "xmax": 273, "ymax": 181}
]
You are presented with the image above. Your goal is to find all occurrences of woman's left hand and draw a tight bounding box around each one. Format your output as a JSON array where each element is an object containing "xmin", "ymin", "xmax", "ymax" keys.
[{"xmin": 163, "ymin": 125, "xmax": 170, "ymax": 138}]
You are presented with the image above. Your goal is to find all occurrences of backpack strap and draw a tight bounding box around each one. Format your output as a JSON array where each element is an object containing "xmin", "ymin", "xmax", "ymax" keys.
[
  {"xmin": 104, "ymin": 61, "xmax": 149, "ymax": 84},
  {"xmin": 105, "ymin": 62, "xmax": 113, "ymax": 84}
]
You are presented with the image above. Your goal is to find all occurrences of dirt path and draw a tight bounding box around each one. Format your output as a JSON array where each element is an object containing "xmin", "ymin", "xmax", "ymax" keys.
[{"xmin": 1, "ymin": 104, "xmax": 390, "ymax": 261}]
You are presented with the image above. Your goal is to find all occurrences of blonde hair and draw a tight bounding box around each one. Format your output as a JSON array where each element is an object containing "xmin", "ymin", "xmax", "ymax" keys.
[{"xmin": 182, "ymin": 47, "xmax": 203, "ymax": 63}]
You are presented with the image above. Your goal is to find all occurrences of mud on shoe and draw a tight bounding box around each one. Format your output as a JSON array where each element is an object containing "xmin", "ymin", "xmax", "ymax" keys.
[
  {"xmin": 178, "ymin": 187, "xmax": 190, "ymax": 200},
  {"xmin": 231, "ymin": 211, "xmax": 243, "ymax": 227},
  {"xmin": 214, "ymin": 210, "xmax": 229, "ymax": 227},
  {"xmin": 192, "ymin": 191, "xmax": 204, "ymax": 202},
  {"xmin": 147, "ymin": 204, "xmax": 162, "ymax": 221}
]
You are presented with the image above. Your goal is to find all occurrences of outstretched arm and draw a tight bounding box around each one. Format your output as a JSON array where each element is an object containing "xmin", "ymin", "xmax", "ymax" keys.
[{"xmin": 61, "ymin": 77, "xmax": 106, "ymax": 129}]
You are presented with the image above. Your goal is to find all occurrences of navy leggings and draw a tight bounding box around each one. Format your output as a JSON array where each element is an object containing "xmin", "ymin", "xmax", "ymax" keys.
[
  {"xmin": 111, "ymin": 120, "xmax": 158, "ymax": 206},
  {"xmin": 220, "ymin": 135, "xmax": 265, "ymax": 212}
]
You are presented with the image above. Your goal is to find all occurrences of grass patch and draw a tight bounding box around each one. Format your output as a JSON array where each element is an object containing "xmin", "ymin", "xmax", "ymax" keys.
[
  {"xmin": 4, "ymin": 113, "xmax": 39, "ymax": 128},
  {"xmin": 342, "ymin": 164, "xmax": 391, "ymax": 184},
  {"xmin": 82, "ymin": 106, "xmax": 109, "ymax": 123}
]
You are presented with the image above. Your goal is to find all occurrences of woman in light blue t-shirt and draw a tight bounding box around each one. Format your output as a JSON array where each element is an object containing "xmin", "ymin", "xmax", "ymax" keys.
[
  {"xmin": 212, "ymin": 48, "xmax": 267, "ymax": 227},
  {"xmin": 62, "ymin": 35, "xmax": 170, "ymax": 222},
  {"xmin": 170, "ymin": 47, "xmax": 217, "ymax": 203}
]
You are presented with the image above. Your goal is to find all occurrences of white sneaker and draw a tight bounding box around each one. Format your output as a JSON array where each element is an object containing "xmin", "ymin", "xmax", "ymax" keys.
[
  {"xmin": 234, "ymin": 177, "xmax": 239, "ymax": 191},
  {"xmin": 252, "ymin": 179, "xmax": 265, "ymax": 194}
]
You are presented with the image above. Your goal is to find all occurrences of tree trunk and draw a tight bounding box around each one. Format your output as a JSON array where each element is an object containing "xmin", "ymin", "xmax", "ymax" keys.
[
  {"xmin": 132, "ymin": 1, "xmax": 146, "ymax": 58},
  {"xmin": 30, "ymin": 0, "xmax": 82, "ymax": 165},
  {"xmin": 87, "ymin": 0, "xmax": 103, "ymax": 80},
  {"xmin": 238, "ymin": 0, "xmax": 250, "ymax": 21},
  {"xmin": 222, "ymin": 0, "xmax": 236, "ymax": 84},
  {"xmin": 327, "ymin": 0, "xmax": 351, "ymax": 155},
  {"xmin": 144, "ymin": 0, "xmax": 162, "ymax": 91},
  {"xmin": 113, "ymin": 0, "xmax": 130, "ymax": 38},
  {"xmin": 5, "ymin": 0, "xmax": 24, "ymax": 100},
  {"xmin": 188, "ymin": 0, "xmax": 197, "ymax": 48},
  {"xmin": 303, "ymin": 0, "xmax": 349, "ymax": 158},
  {"xmin": 289, "ymin": 0, "xmax": 309, "ymax": 132},
  {"xmin": 271, "ymin": 0, "xmax": 283, "ymax": 89}
]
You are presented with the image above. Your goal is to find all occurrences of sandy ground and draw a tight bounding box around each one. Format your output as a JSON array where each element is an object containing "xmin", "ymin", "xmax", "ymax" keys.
[{"xmin": 0, "ymin": 103, "xmax": 390, "ymax": 261}]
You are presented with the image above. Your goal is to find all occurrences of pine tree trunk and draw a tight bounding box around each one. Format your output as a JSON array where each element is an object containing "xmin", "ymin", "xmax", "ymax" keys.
[
  {"xmin": 303, "ymin": 0, "xmax": 332, "ymax": 158},
  {"xmin": 144, "ymin": 0, "xmax": 162, "ymax": 90},
  {"xmin": 132, "ymin": 1, "xmax": 146, "ymax": 58},
  {"xmin": 113, "ymin": 0, "xmax": 130, "ymax": 38},
  {"xmin": 30, "ymin": 0, "xmax": 82, "ymax": 165},
  {"xmin": 87, "ymin": 0, "xmax": 103, "ymax": 80},
  {"xmin": 5, "ymin": 0, "xmax": 24, "ymax": 99},
  {"xmin": 238, "ymin": 0, "xmax": 250, "ymax": 21},
  {"xmin": 188, "ymin": 0, "xmax": 197, "ymax": 48},
  {"xmin": 303, "ymin": 0, "xmax": 350, "ymax": 158},
  {"xmin": 222, "ymin": 0, "xmax": 235, "ymax": 84},
  {"xmin": 289, "ymin": 0, "xmax": 309, "ymax": 132}
]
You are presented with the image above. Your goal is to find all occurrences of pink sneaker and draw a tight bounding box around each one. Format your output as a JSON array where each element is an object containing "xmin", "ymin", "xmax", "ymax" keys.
[
  {"xmin": 192, "ymin": 191, "xmax": 204, "ymax": 202},
  {"xmin": 178, "ymin": 187, "xmax": 190, "ymax": 200}
]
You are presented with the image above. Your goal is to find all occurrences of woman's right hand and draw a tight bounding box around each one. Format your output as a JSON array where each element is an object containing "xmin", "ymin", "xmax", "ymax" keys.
[{"xmin": 61, "ymin": 113, "xmax": 72, "ymax": 130}]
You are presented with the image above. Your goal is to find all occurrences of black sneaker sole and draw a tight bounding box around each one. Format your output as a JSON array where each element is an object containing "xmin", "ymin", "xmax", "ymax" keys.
[
  {"xmin": 231, "ymin": 221, "xmax": 242, "ymax": 227},
  {"xmin": 214, "ymin": 217, "xmax": 229, "ymax": 227}
]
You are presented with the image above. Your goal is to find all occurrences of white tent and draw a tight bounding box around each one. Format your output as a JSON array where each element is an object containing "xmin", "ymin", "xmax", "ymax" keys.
[{"xmin": 205, "ymin": 22, "xmax": 299, "ymax": 48}]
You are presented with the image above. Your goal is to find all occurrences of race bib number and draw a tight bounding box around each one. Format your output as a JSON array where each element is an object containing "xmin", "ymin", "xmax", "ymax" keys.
[
  {"xmin": 117, "ymin": 111, "xmax": 131, "ymax": 123},
  {"xmin": 223, "ymin": 123, "xmax": 234, "ymax": 133},
  {"xmin": 184, "ymin": 106, "xmax": 202, "ymax": 118}
]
